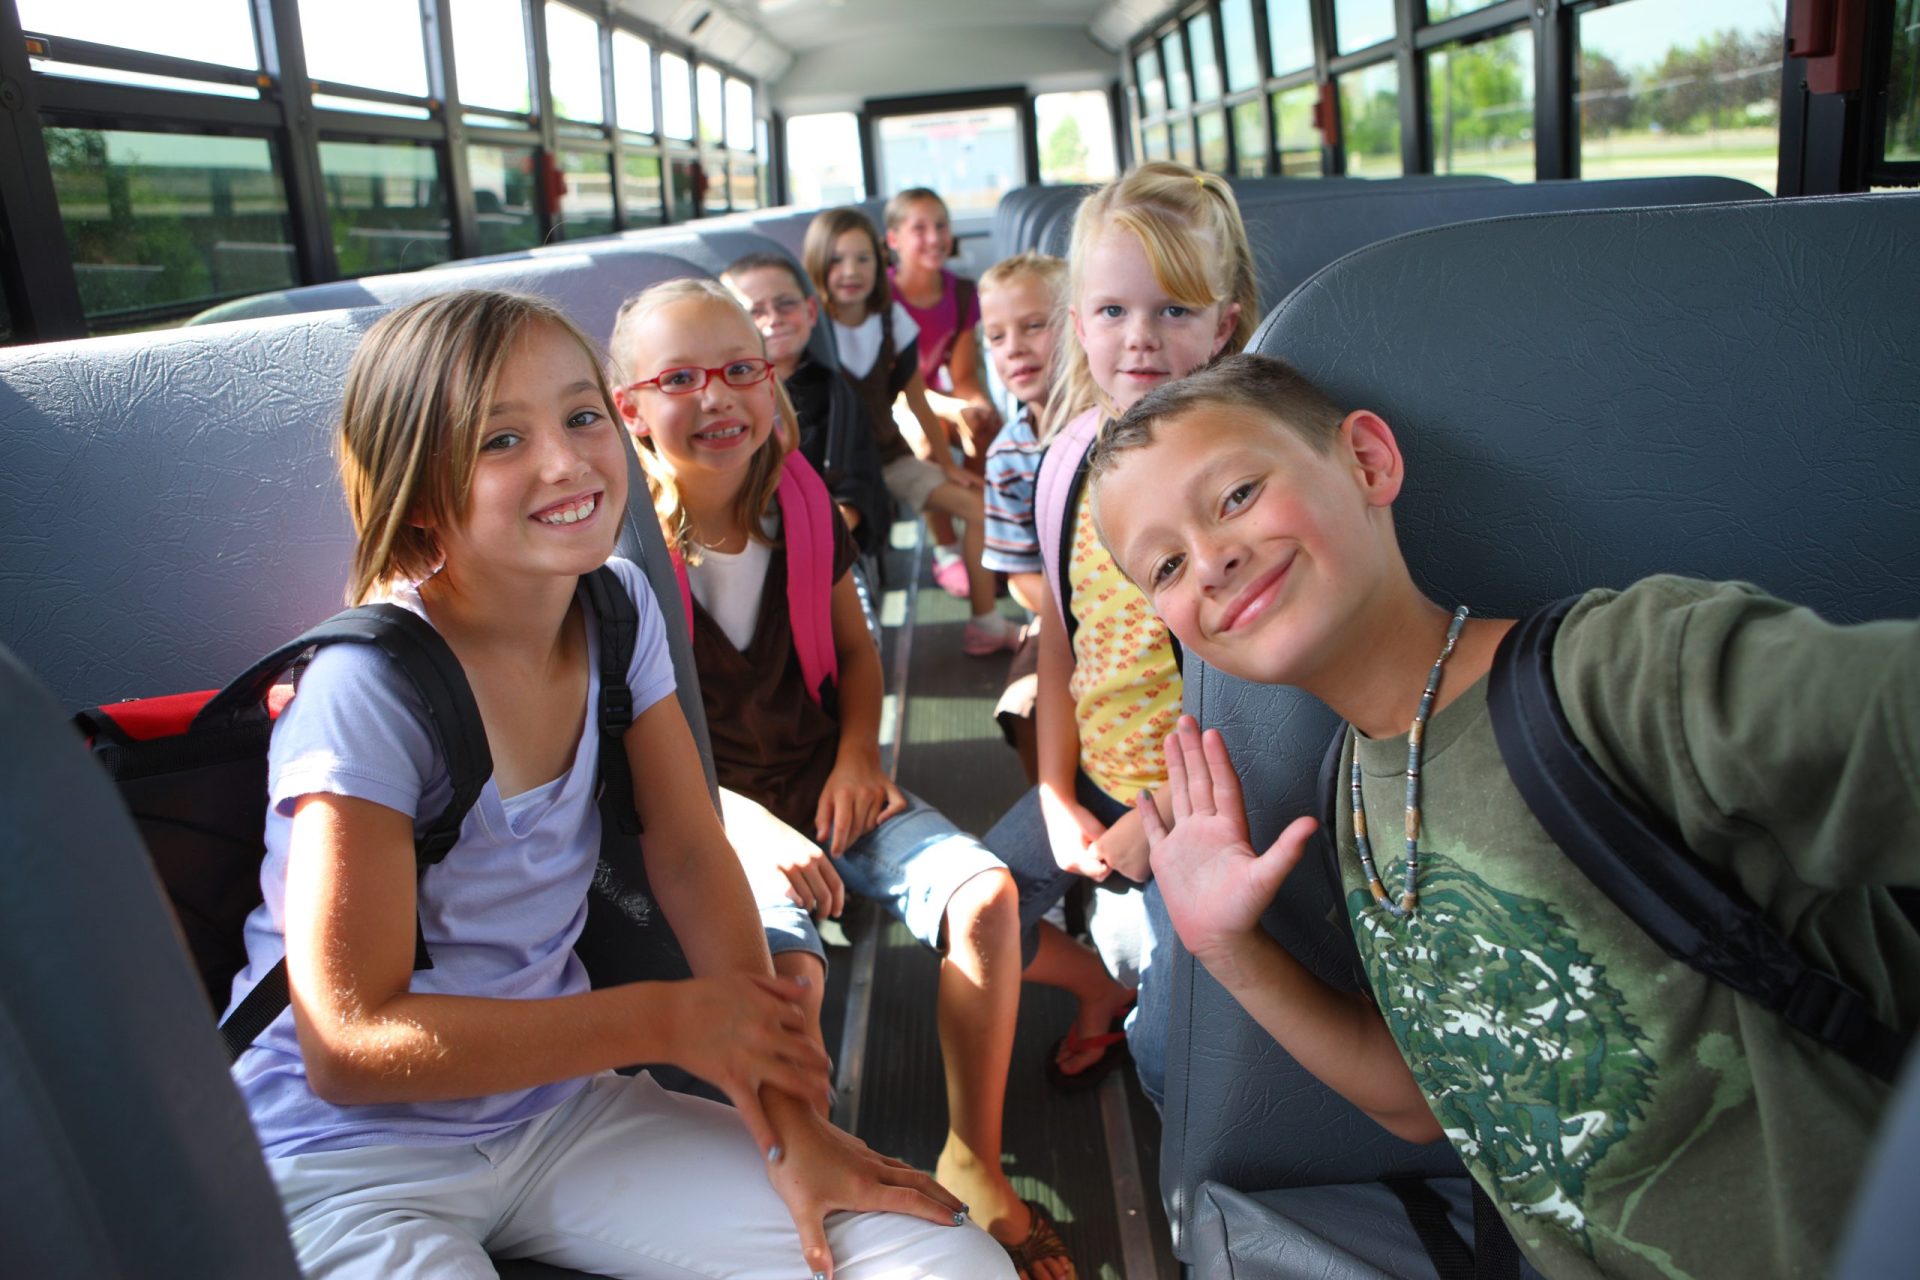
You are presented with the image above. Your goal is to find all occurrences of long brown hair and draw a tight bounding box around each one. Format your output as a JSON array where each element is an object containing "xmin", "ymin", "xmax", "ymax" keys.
[
  {"xmin": 336, "ymin": 289, "xmax": 617, "ymax": 605},
  {"xmin": 608, "ymin": 278, "xmax": 797, "ymax": 562},
  {"xmin": 803, "ymin": 207, "xmax": 891, "ymax": 319},
  {"xmin": 1044, "ymin": 162, "xmax": 1260, "ymax": 441}
]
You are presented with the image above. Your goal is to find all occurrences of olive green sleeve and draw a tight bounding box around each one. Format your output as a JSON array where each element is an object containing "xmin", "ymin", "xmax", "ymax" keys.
[{"xmin": 1554, "ymin": 575, "xmax": 1920, "ymax": 891}]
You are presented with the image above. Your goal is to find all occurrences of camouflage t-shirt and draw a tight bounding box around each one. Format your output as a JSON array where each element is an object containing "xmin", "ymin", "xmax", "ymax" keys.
[{"xmin": 1334, "ymin": 576, "xmax": 1920, "ymax": 1279}]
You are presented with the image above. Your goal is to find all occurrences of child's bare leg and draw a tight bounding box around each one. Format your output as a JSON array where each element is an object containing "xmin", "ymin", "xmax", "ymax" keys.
[
  {"xmin": 1022, "ymin": 920, "xmax": 1136, "ymax": 1077},
  {"xmin": 930, "ymin": 870, "xmax": 1041, "ymax": 1260},
  {"xmin": 928, "ymin": 508, "xmax": 959, "ymax": 549},
  {"xmin": 926, "ymin": 483, "xmax": 997, "ymax": 617}
]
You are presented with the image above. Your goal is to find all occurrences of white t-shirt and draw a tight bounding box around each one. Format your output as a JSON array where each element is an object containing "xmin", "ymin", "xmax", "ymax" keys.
[
  {"xmin": 832, "ymin": 301, "xmax": 920, "ymax": 380},
  {"xmin": 688, "ymin": 530, "xmax": 773, "ymax": 651}
]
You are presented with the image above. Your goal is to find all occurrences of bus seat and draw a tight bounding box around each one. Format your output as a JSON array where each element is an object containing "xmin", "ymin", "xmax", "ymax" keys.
[
  {"xmin": 1035, "ymin": 174, "xmax": 1761, "ymax": 312},
  {"xmin": 1163, "ymin": 190, "xmax": 1920, "ymax": 1274},
  {"xmin": 1239, "ymin": 173, "xmax": 1764, "ymax": 305},
  {"xmin": 0, "ymin": 639, "xmax": 302, "ymax": 1279},
  {"xmin": 0, "ymin": 639, "xmax": 619, "ymax": 1280},
  {"xmin": 744, "ymin": 195, "xmax": 888, "ymax": 262},
  {"xmin": 1835, "ymin": 1051, "xmax": 1920, "ymax": 1277},
  {"xmin": 186, "ymin": 250, "xmax": 708, "ymax": 349},
  {"xmin": 1029, "ymin": 171, "xmax": 1508, "ymax": 257}
]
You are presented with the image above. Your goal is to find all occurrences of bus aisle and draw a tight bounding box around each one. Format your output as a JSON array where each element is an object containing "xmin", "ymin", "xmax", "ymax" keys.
[{"xmin": 826, "ymin": 518, "xmax": 1180, "ymax": 1280}]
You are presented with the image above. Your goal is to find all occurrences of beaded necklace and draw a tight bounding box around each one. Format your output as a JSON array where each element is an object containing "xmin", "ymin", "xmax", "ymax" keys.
[{"xmin": 1350, "ymin": 605, "xmax": 1470, "ymax": 918}]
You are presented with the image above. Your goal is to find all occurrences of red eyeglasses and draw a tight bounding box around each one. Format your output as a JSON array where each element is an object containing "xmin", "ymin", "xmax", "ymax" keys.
[{"xmin": 624, "ymin": 358, "xmax": 774, "ymax": 396}]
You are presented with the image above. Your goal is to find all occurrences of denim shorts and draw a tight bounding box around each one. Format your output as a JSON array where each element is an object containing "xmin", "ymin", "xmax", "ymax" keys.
[{"xmin": 835, "ymin": 790, "xmax": 1011, "ymax": 953}]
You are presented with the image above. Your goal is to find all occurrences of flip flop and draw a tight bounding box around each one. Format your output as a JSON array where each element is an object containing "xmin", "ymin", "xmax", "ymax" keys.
[
  {"xmin": 1002, "ymin": 1198, "xmax": 1077, "ymax": 1279},
  {"xmin": 1044, "ymin": 1016, "xmax": 1131, "ymax": 1094}
]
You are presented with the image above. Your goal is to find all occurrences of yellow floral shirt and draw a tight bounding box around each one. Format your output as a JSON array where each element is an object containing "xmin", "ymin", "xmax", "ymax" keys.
[{"xmin": 1064, "ymin": 488, "xmax": 1182, "ymax": 800}]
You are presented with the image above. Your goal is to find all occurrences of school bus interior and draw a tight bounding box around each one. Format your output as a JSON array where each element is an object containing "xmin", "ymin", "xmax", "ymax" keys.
[{"xmin": 1, "ymin": 0, "xmax": 1917, "ymax": 1277}]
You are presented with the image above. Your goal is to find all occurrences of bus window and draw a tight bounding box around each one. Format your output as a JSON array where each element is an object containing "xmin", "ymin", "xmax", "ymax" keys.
[
  {"xmin": 297, "ymin": 0, "xmax": 428, "ymax": 99},
  {"xmin": 1272, "ymin": 83, "xmax": 1322, "ymax": 176},
  {"xmin": 786, "ymin": 113, "xmax": 865, "ymax": 207},
  {"xmin": 1333, "ymin": 0, "xmax": 1395, "ymax": 55},
  {"xmin": 16, "ymin": 0, "xmax": 255, "ymax": 77},
  {"xmin": 555, "ymin": 151, "xmax": 615, "ymax": 239},
  {"xmin": 1576, "ymin": 0, "xmax": 1784, "ymax": 194},
  {"xmin": 612, "ymin": 31, "xmax": 656, "ymax": 136},
  {"xmin": 1233, "ymin": 100, "xmax": 1269, "ymax": 177},
  {"xmin": 545, "ymin": 2, "xmax": 606, "ymax": 125},
  {"xmin": 45, "ymin": 128, "xmax": 296, "ymax": 333},
  {"xmin": 1221, "ymin": 0, "xmax": 1262, "ymax": 95},
  {"xmin": 1888, "ymin": 2, "xmax": 1919, "ymax": 164},
  {"xmin": 1429, "ymin": 25, "xmax": 1535, "ymax": 182},
  {"xmin": 451, "ymin": 0, "xmax": 532, "ymax": 116},
  {"xmin": 318, "ymin": 140, "xmax": 451, "ymax": 275},
  {"xmin": 1036, "ymin": 91, "xmax": 1118, "ymax": 185},
  {"xmin": 660, "ymin": 53, "xmax": 695, "ymax": 142},
  {"xmin": 1340, "ymin": 60, "xmax": 1403, "ymax": 175},
  {"xmin": 875, "ymin": 107, "xmax": 1020, "ymax": 220},
  {"xmin": 1265, "ymin": 0, "xmax": 1314, "ymax": 78},
  {"xmin": 621, "ymin": 153, "xmax": 665, "ymax": 229},
  {"xmin": 466, "ymin": 144, "xmax": 540, "ymax": 254},
  {"xmin": 1187, "ymin": 11, "xmax": 1222, "ymax": 105}
]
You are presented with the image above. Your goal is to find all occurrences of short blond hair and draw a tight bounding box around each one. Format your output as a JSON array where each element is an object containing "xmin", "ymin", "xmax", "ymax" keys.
[
  {"xmin": 979, "ymin": 251, "xmax": 1067, "ymax": 303},
  {"xmin": 608, "ymin": 278, "xmax": 797, "ymax": 561},
  {"xmin": 336, "ymin": 290, "xmax": 615, "ymax": 606}
]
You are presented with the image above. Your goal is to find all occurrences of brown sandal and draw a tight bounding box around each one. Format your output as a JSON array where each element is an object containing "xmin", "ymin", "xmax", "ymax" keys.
[{"xmin": 1002, "ymin": 1198, "xmax": 1076, "ymax": 1279}]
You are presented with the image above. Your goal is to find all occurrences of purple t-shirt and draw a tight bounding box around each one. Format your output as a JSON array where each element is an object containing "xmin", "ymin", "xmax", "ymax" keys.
[
  {"xmin": 227, "ymin": 557, "xmax": 676, "ymax": 1158},
  {"xmin": 890, "ymin": 268, "xmax": 979, "ymax": 394}
]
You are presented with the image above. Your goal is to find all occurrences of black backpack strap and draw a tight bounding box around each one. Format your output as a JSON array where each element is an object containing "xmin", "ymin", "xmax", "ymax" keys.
[
  {"xmin": 1488, "ymin": 596, "xmax": 1910, "ymax": 1084},
  {"xmin": 217, "ymin": 604, "xmax": 493, "ymax": 1061},
  {"xmin": 580, "ymin": 567, "xmax": 641, "ymax": 838},
  {"xmin": 1470, "ymin": 1180, "xmax": 1522, "ymax": 1279}
]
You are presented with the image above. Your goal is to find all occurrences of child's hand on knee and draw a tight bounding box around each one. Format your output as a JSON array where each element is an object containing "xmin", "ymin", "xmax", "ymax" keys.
[
  {"xmin": 1139, "ymin": 716, "xmax": 1317, "ymax": 966},
  {"xmin": 1040, "ymin": 784, "xmax": 1111, "ymax": 881},
  {"xmin": 1088, "ymin": 804, "xmax": 1154, "ymax": 882},
  {"xmin": 763, "ymin": 1098, "xmax": 971, "ymax": 1280},
  {"xmin": 774, "ymin": 841, "xmax": 847, "ymax": 918},
  {"xmin": 814, "ymin": 758, "xmax": 907, "ymax": 858}
]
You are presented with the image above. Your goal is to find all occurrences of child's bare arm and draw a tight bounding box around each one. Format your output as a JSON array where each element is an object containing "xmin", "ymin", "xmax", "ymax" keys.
[
  {"xmin": 901, "ymin": 370, "xmax": 980, "ymax": 489},
  {"xmin": 1140, "ymin": 717, "xmax": 1441, "ymax": 1144},
  {"xmin": 1034, "ymin": 586, "xmax": 1109, "ymax": 878},
  {"xmin": 814, "ymin": 569, "xmax": 906, "ymax": 854}
]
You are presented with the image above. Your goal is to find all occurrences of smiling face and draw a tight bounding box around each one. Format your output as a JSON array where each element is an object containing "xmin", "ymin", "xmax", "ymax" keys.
[
  {"xmin": 825, "ymin": 227, "xmax": 880, "ymax": 318},
  {"xmin": 887, "ymin": 197, "xmax": 952, "ymax": 275},
  {"xmin": 1096, "ymin": 402, "xmax": 1405, "ymax": 689},
  {"xmin": 430, "ymin": 319, "xmax": 628, "ymax": 586},
  {"xmin": 613, "ymin": 296, "xmax": 779, "ymax": 501},
  {"xmin": 1070, "ymin": 226, "xmax": 1240, "ymax": 415},
  {"xmin": 725, "ymin": 263, "xmax": 817, "ymax": 377},
  {"xmin": 980, "ymin": 273, "xmax": 1060, "ymax": 410}
]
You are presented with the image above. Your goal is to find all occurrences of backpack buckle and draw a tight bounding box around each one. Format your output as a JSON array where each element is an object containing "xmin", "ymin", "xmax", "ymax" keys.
[
  {"xmin": 1781, "ymin": 969, "xmax": 1868, "ymax": 1050},
  {"xmin": 600, "ymin": 683, "xmax": 633, "ymax": 737}
]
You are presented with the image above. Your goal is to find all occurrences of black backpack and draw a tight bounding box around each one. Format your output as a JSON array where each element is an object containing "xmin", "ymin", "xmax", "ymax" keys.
[
  {"xmin": 1317, "ymin": 594, "xmax": 1912, "ymax": 1084},
  {"xmin": 76, "ymin": 565, "xmax": 673, "ymax": 1061},
  {"xmin": 1315, "ymin": 594, "xmax": 1914, "ymax": 1280}
]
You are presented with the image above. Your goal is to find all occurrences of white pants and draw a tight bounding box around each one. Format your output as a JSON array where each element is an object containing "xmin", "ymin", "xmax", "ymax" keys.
[{"xmin": 266, "ymin": 1072, "xmax": 1012, "ymax": 1279}]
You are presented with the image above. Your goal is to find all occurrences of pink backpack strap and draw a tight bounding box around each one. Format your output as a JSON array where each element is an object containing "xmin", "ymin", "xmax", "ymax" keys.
[
  {"xmin": 776, "ymin": 451, "xmax": 839, "ymax": 704},
  {"xmin": 1035, "ymin": 407, "xmax": 1104, "ymax": 626}
]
